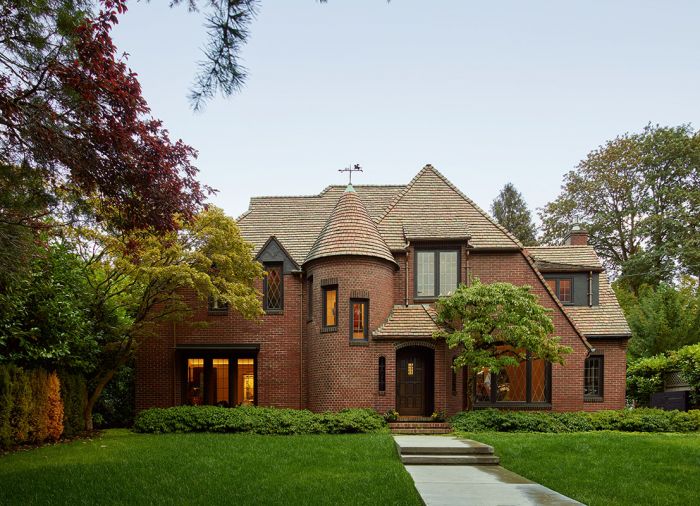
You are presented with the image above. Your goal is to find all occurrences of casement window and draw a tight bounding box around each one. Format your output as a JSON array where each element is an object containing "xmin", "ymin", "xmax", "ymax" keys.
[
  {"xmin": 263, "ymin": 263, "xmax": 283, "ymax": 312},
  {"xmin": 415, "ymin": 249, "xmax": 459, "ymax": 298},
  {"xmin": 584, "ymin": 355, "xmax": 604, "ymax": 400},
  {"xmin": 184, "ymin": 356, "xmax": 256, "ymax": 407},
  {"xmin": 545, "ymin": 278, "xmax": 573, "ymax": 304},
  {"xmin": 475, "ymin": 347, "xmax": 551, "ymax": 406},
  {"xmin": 322, "ymin": 285, "xmax": 338, "ymax": 329},
  {"xmin": 350, "ymin": 299, "xmax": 369, "ymax": 342},
  {"xmin": 208, "ymin": 296, "xmax": 229, "ymax": 314},
  {"xmin": 378, "ymin": 356, "xmax": 386, "ymax": 392},
  {"xmin": 307, "ymin": 276, "xmax": 314, "ymax": 321}
]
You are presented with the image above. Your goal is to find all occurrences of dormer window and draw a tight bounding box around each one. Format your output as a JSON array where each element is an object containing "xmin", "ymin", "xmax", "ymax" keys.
[
  {"xmin": 546, "ymin": 278, "xmax": 573, "ymax": 304},
  {"xmin": 263, "ymin": 263, "xmax": 283, "ymax": 312},
  {"xmin": 415, "ymin": 249, "xmax": 459, "ymax": 298}
]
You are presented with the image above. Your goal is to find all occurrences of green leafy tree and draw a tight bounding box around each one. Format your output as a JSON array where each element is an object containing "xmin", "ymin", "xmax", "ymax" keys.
[
  {"xmin": 433, "ymin": 280, "xmax": 572, "ymax": 408},
  {"xmin": 617, "ymin": 279, "xmax": 700, "ymax": 360},
  {"xmin": 70, "ymin": 207, "xmax": 264, "ymax": 430},
  {"xmin": 540, "ymin": 124, "xmax": 700, "ymax": 283},
  {"xmin": 490, "ymin": 183, "xmax": 538, "ymax": 246}
]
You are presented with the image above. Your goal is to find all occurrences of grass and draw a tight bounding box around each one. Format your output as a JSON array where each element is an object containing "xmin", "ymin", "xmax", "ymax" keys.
[
  {"xmin": 458, "ymin": 431, "xmax": 700, "ymax": 506},
  {"xmin": 0, "ymin": 429, "xmax": 422, "ymax": 506}
]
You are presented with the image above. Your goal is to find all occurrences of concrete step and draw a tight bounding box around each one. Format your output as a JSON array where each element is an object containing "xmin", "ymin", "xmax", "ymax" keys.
[
  {"xmin": 391, "ymin": 428, "xmax": 453, "ymax": 434},
  {"xmin": 401, "ymin": 454, "xmax": 500, "ymax": 465},
  {"xmin": 389, "ymin": 422, "xmax": 450, "ymax": 428},
  {"xmin": 400, "ymin": 443, "xmax": 494, "ymax": 455}
]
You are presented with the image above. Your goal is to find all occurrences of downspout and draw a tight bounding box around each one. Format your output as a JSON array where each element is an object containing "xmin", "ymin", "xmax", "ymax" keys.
[
  {"xmin": 588, "ymin": 271, "xmax": 593, "ymax": 307},
  {"xmin": 297, "ymin": 271, "xmax": 304, "ymax": 409},
  {"xmin": 404, "ymin": 241, "xmax": 411, "ymax": 307},
  {"xmin": 465, "ymin": 248, "xmax": 471, "ymax": 287}
]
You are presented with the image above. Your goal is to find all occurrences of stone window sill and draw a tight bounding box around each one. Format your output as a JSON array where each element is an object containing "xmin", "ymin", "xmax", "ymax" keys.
[
  {"xmin": 265, "ymin": 309, "xmax": 284, "ymax": 315},
  {"xmin": 584, "ymin": 396, "xmax": 604, "ymax": 403},
  {"xmin": 321, "ymin": 326, "xmax": 337, "ymax": 333}
]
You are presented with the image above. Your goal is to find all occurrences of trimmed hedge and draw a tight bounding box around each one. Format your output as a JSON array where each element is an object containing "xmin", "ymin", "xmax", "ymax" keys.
[
  {"xmin": 451, "ymin": 408, "xmax": 700, "ymax": 433},
  {"xmin": 133, "ymin": 405, "xmax": 387, "ymax": 435},
  {"xmin": 0, "ymin": 365, "xmax": 66, "ymax": 448},
  {"xmin": 57, "ymin": 370, "xmax": 86, "ymax": 436}
]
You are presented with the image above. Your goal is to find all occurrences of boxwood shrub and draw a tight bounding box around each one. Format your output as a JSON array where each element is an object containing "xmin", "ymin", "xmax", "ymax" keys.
[
  {"xmin": 133, "ymin": 405, "xmax": 387, "ymax": 435},
  {"xmin": 451, "ymin": 408, "xmax": 700, "ymax": 433}
]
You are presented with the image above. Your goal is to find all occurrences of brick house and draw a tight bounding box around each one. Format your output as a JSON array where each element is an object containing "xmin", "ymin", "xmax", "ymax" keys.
[{"xmin": 136, "ymin": 165, "xmax": 631, "ymax": 415}]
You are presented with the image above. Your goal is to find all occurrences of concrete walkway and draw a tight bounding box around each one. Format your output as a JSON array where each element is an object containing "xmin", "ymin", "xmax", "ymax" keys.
[{"xmin": 394, "ymin": 436, "xmax": 583, "ymax": 506}]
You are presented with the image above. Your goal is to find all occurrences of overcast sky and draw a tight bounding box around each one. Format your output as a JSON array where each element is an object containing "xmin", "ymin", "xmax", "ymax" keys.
[{"xmin": 112, "ymin": 1, "xmax": 700, "ymax": 221}]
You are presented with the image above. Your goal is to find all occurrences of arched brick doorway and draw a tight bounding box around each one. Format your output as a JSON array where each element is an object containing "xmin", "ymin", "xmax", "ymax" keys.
[{"xmin": 396, "ymin": 346, "xmax": 434, "ymax": 416}]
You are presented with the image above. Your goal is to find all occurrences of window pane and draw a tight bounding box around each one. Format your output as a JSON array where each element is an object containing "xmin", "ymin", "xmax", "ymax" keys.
[
  {"xmin": 416, "ymin": 251, "xmax": 435, "ymax": 297},
  {"xmin": 585, "ymin": 357, "xmax": 602, "ymax": 397},
  {"xmin": 499, "ymin": 360, "xmax": 527, "ymax": 402},
  {"xmin": 558, "ymin": 279, "xmax": 572, "ymax": 302},
  {"xmin": 531, "ymin": 359, "xmax": 547, "ymax": 402},
  {"xmin": 187, "ymin": 358, "xmax": 204, "ymax": 405},
  {"xmin": 325, "ymin": 287, "xmax": 337, "ymax": 327},
  {"xmin": 237, "ymin": 358, "xmax": 255, "ymax": 405},
  {"xmin": 265, "ymin": 264, "xmax": 283, "ymax": 310},
  {"xmin": 212, "ymin": 358, "xmax": 229, "ymax": 406},
  {"xmin": 352, "ymin": 301, "xmax": 366, "ymax": 340},
  {"xmin": 439, "ymin": 251, "xmax": 458, "ymax": 295},
  {"xmin": 475, "ymin": 368, "xmax": 492, "ymax": 402}
]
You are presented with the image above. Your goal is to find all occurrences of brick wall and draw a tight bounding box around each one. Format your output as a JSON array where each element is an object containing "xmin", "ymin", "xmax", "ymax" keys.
[{"xmin": 583, "ymin": 338, "xmax": 628, "ymax": 410}]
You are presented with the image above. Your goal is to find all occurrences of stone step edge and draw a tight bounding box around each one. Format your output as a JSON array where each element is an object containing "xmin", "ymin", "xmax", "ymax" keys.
[
  {"xmin": 388, "ymin": 423, "xmax": 450, "ymax": 428},
  {"xmin": 390, "ymin": 429, "xmax": 453, "ymax": 434},
  {"xmin": 399, "ymin": 446, "xmax": 494, "ymax": 455},
  {"xmin": 400, "ymin": 455, "xmax": 500, "ymax": 465}
]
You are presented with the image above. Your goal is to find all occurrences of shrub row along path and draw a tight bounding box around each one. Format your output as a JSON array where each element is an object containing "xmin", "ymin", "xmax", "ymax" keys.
[{"xmin": 395, "ymin": 435, "xmax": 582, "ymax": 506}]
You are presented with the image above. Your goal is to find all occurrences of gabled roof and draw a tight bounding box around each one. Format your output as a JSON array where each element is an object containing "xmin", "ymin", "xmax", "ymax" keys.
[
  {"xmin": 373, "ymin": 305, "xmax": 442, "ymax": 338},
  {"xmin": 376, "ymin": 166, "xmax": 522, "ymax": 251},
  {"xmin": 304, "ymin": 185, "xmax": 396, "ymax": 266},
  {"xmin": 528, "ymin": 245, "xmax": 631, "ymax": 338}
]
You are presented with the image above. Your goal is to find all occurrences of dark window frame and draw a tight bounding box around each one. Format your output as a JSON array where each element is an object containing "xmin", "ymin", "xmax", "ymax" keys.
[
  {"xmin": 378, "ymin": 356, "xmax": 386, "ymax": 392},
  {"xmin": 584, "ymin": 355, "xmax": 604, "ymax": 401},
  {"xmin": 263, "ymin": 262, "xmax": 284, "ymax": 313},
  {"xmin": 547, "ymin": 276, "xmax": 574, "ymax": 305},
  {"xmin": 208, "ymin": 296, "xmax": 229, "ymax": 315},
  {"xmin": 180, "ymin": 351, "xmax": 258, "ymax": 407},
  {"xmin": 307, "ymin": 276, "xmax": 314, "ymax": 322},
  {"xmin": 451, "ymin": 356, "xmax": 458, "ymax": 396},
  {"xmin": 349, "ymin": 298, "xmax": 369, "ymax": 343},
  {"xmin": 474, "ymin": 354, "xmax": 552, "ymax": 408},
  {"xmin": 414, "ymin": 248, "xmax": 461, "ymax": 300},
  {"xmin": 322, "ymin": 284, "xmax": 338, "ymax": 331}
]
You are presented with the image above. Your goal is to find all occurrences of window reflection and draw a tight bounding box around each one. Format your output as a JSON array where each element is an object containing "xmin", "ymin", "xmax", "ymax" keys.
[
  {"xmin": 187, "ymin": 358, "xmax": 204, "ymax": 405},
  {"xmin": 237, "ymin": 358, "xmax": 255, "ymax": 405}
]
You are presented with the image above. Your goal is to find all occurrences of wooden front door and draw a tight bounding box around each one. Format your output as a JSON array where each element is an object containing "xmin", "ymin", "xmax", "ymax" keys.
[{"xmin": 396, "ymin": 348, "xmax": 433, "ymax": 416}]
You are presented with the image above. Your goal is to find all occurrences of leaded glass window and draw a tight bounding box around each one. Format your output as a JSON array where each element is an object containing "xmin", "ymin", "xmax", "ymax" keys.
[
  {"xmin": 416, "ymin": 251, "xmax": 435, "ymax": 297},
  {"xmin": 264, "ymin": 263, "xmax": 283, "ymax": 311},
  {"xmin": 475, "ymin": 348, "xmax": 550, "ymax": 405},
  {"xmin": 415, "ymin": 249, "xmax": 459, "ymax": 298}
]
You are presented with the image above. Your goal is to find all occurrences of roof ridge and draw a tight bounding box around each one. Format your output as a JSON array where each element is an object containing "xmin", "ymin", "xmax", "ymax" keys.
[
  {"xmin": 376, "ymin": 165, "xmax": 434, "ymax": 224},
  {"xmin": 529, "ymin": 245, "xmax": 595, "ymax": 249},
  {"xmin": 428, "ymin": 166, "xmax": 523, "ymax": 249}
]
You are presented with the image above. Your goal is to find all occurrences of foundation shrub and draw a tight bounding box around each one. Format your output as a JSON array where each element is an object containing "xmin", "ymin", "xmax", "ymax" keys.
[
  {"xmin": 57, "ymin": 371, "xmax": 86, "ymax": 436},
  {"xmin": 29, "ymin": 369, "xmax": 50, "ymax": 443},
  {"xmin": 46, "ymin": 372, "xmax": 64, "ymax": 441},
  {"xmin": 133, "ymin": 406, "xmax": 387, "ymax": 435},
  {"xmin": 451, "ymin": 408, "xmax": 700, "ymax": 433}
]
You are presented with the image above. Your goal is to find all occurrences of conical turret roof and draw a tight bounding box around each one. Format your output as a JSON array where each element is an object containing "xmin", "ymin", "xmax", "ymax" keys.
[{"xmin": 304, "ymin": 184, "xmax": 396, "ymax": 266}]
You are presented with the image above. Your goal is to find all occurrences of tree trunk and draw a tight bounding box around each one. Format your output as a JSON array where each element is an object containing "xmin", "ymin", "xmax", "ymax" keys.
[{"xmin": 84, "ymin": 368, "xmax": 117, "ymax": 432}]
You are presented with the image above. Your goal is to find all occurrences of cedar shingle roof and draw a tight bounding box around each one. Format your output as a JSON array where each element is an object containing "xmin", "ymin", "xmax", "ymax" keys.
[
  {"xmin": 373, "ymin": 305, "xmax": 443, "ymax": 338},
  {"xmin": 237, "ymin": 185, "xmax": 403, "ymax": 265},
  {"xmin": 528, "ymin": 246, "xmax": 631, "ymax": 338},
  {"xmin": 528, "ymin": 246, "xmax": 603, "ymax": 271},
  {"xmin": 376, "ymin": 166, "xmax": 521, "ymax": 250},
  {"xmin": 304, "ymin": 185, "xmax": 396, "ymax": 265}
]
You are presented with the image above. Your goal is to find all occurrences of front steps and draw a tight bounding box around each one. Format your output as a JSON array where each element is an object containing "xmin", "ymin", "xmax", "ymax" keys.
[
  {"xmin": 389, "ymin": 421, "xmax": 451, "ymax": 435},
  {"xmin": 394, "ymin": 435, "xmax": 500, "ymax": 465}
]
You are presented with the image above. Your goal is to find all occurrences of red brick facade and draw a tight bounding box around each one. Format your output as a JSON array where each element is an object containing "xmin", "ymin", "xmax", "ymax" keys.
[{"xmin": 135, "ymin": 168, "xmax": 630, "ymax": 415}]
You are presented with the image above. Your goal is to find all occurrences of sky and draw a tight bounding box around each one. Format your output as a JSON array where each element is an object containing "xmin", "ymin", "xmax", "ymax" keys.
[{"xmin": 112, "ymin": 0, "xmax": 700, "ymax": 221}]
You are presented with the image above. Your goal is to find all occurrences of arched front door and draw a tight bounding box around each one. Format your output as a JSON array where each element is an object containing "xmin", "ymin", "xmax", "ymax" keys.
[{"xmin": 396, "ymin": 347, "xmax": 434, "ymax": 416}]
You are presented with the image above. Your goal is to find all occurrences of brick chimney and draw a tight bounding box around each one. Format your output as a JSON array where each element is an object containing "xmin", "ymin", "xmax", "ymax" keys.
[{"xmin": 565, "ymin": 224, "xmax": 588, "ymax": 245}]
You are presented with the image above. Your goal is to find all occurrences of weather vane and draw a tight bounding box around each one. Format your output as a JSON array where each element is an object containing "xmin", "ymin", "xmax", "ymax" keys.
[{"xmin": 338, "ymin": 164, "xmax": 363, "ymax": 185}]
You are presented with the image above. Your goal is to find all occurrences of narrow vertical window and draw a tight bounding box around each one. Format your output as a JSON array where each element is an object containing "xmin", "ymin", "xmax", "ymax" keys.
[
  {"xmin": 440, "ymin": 251, "xmax": 458, "ymax": 295},
  {"xmin": 350, "ymin": 299, "xmax": 369, "ymax": 341},
  {"xmin": 323, "ymin": 285, "xmax": 338, "ymax": 328},
  {"xmin": 416, "ymin": 251, "xmax": 435, "ymax": 297},
  {"xmin": 378, "ymin": 356, "xmax": 386, "ymax": 392},
  {"xmin": 584, "ymin": 356, "xmax": 604, "ymax": 399},
  {"xmin": 264, "ymin": 263, "xmax": 283, "ymax": 311},
  {"xmin": 212, "ymin": 358, "xmax": 230, "ymax": 406},
  {"xmin": 451, "ymin": 357, "xmax": 458, "ymax": 396},
  {"xmin": 237, "ymin": 358, "xmax": 255, "ymax": 405},
  {"xmin": 307, "ymin": 276, "xmax": 313, "ymax": 321}
]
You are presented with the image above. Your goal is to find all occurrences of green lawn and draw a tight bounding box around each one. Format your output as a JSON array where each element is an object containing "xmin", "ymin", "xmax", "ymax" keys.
[
  {"xmin": 458, "ymin": 431, "xmax": 700, "ymax": 506},
  {"xmin": 0, "ymin": 429, "xmax": 422, "ymax": 506}
]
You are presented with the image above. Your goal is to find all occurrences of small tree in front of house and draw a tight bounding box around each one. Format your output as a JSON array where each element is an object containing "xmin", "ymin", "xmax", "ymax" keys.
[{"xmin": 434, "ymin": 280, "xmax": 572, "ymax": 408}]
